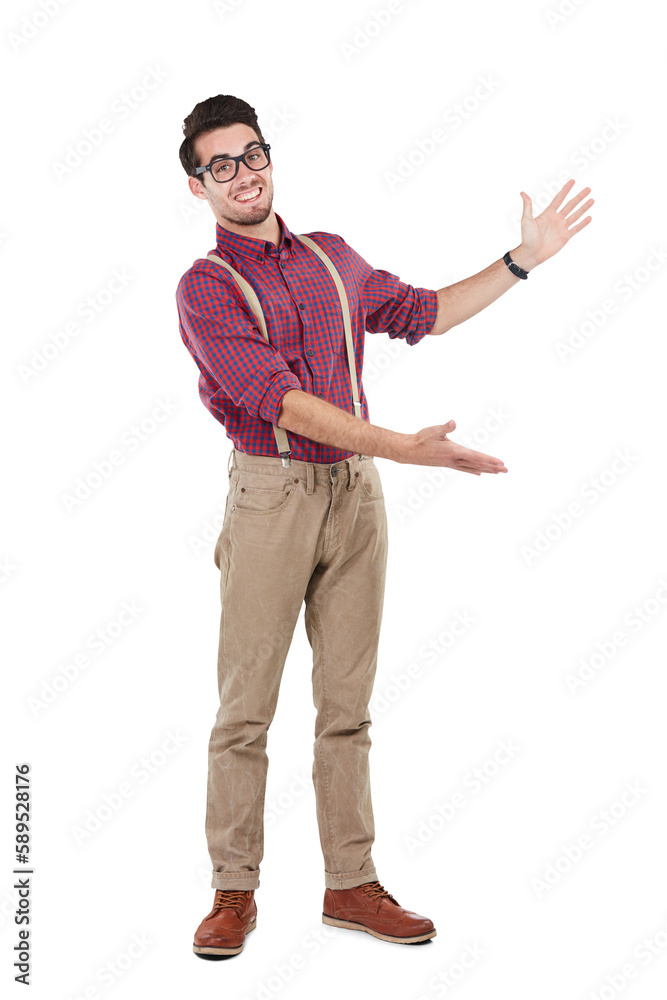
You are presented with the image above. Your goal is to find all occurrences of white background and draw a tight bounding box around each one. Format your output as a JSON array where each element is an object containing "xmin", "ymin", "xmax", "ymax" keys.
[{"xmin": 3, "ymin": 0, "xmax": 667, "ymax": 997}]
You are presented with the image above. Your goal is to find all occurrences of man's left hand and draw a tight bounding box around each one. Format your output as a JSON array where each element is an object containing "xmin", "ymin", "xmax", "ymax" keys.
[{"xmin": 517, "ymin": 178, "xmax": 594, "ymax": 270}]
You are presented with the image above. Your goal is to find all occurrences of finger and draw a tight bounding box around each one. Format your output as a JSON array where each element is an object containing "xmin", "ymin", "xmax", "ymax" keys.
[
  {"xmin": 565, "ymin": 198, "xmax": 594, "ymax": 227},
  {"xmin": 560, "ymin": 186, "xmax": 592, "ymax": 217},
  {"xmin": 443, "ymin": 418, "xmax": 456, "ymax": 433},
  {"xmin": 565, "ymin": 215, "xmax": 593, "ymax": 237},
  {"xmin": 455, "ymin": 461, "xmax": 507, "ymax": 475},
  {"xmin": 453, "ymin": 445, "xmax": 506, "ymax": 467},
  {"xmin": 455, "ymin": 458, "xmax": 507, "ymax": 473},
  {"xmin": 520, "ymin": 191, "xmax": 533, "ymax": 220},
  {"xmin": 546, "ymin": 178, "xmax": 576, "ymax": 213}
]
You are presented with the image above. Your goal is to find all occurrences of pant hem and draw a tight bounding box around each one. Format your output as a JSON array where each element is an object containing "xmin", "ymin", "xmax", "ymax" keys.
[
  {"xmin": 324, "ymin": 866, "xmax": 377, "ymax": 890},
  {"xmin": 211, "ymin": 871, "xmax": 260, "ymax": 891}
]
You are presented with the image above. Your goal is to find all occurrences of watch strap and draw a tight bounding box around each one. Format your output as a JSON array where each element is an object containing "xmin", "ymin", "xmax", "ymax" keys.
[{"xmin": 503, "ymin": 250, "xmax": 529, "ymax": 279}]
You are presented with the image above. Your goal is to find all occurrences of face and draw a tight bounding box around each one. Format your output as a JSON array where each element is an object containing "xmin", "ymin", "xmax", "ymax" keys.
[{"xmin": 188, "ymin": 122, "xmax": 274, "ymax": 230}]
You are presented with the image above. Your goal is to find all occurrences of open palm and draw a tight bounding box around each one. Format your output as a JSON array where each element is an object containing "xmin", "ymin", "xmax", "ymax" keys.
[{"xmin": 519, "ymin": 179, "xmax": 594, "ymax": 267}]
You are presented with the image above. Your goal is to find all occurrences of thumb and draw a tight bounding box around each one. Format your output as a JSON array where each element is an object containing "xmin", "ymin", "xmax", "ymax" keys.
[
  {"xmin": 520, "ymin": 190, "xmax": 533, "ymax": 221},
  {"xmin": 444, "ymin": 418, "xmax": 456, "ymax": 432}
]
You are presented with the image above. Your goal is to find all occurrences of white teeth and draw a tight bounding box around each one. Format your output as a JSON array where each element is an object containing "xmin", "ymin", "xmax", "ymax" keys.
[{"xmin": 235, "ymin": 187, "xmax": 260, "ymax": 202}]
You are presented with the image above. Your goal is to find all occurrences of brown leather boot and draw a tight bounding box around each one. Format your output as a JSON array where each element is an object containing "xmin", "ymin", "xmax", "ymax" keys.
[
  {"xmin": 323, "ymin": 881, "xmax": 436, "ymax": 944},
  {"xmin": 193, "ymin": 889, "xmax": 257, "ymax": 957}
]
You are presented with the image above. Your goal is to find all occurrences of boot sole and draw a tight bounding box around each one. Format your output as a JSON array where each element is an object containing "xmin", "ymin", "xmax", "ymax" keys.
[
  {"xmin": 322, "ymin": 913, "xmax": 436, "ymax": 944},
  {"xmin": 193, "ymin": 919, "xmax": 257, "ymax": 956}
]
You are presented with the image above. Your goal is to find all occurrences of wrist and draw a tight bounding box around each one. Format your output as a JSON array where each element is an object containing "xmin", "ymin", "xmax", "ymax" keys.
[
  {"xmin": 388, "ymin": 430, "xmax": 415, "ymax": 464},
  {"xmin": 510, "ymin": 245, "xmax": 538, "ymax": 272}
]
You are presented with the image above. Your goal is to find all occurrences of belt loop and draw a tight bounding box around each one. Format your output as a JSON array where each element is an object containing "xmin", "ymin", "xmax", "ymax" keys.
[
  {"xmin": 346, "ymin": 457, "xmax": 356, "ymax": 490},
  {"xmin": 227, "ymin": 447, "xmax": 235, "ymax": 477},
  {"xmin": 306, "ymin": 463, "xmax": 314, "ymax": 495}
]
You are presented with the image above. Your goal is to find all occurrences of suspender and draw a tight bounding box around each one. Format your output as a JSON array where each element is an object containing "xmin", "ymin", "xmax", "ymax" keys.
[{"xmin": 206, "ymin": 233, "xmax": 361, "ymax": 467}]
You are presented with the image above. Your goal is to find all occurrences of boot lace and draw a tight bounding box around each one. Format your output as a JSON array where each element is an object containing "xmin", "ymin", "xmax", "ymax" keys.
[
  {"xmin": 359, "ymin": 881, "xmax": 399, "ymax": 905},
  {"xmin": 212, "ymin": 889, "xmax": 250, "ymax": 913}
]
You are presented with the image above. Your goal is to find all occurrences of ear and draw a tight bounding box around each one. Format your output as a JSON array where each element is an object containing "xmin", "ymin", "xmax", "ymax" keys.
[{"xmin": 188, "ymin": 174, "xmax": 208, "ymax": 201}]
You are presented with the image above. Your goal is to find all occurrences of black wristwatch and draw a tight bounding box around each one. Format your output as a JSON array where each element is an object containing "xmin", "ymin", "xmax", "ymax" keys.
[{"xmin": 503, "ymin": 250, "xmax": 529, "ymax": 280}]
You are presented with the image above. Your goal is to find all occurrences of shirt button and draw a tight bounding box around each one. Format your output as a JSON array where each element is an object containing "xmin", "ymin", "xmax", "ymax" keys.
[
  {"xmin": 307, "ymin": 349, "xmax": 314, "ymax": 356},
  {"xmin": 299, "ymin": 303, "xmax": 306, "ymax": 309}
]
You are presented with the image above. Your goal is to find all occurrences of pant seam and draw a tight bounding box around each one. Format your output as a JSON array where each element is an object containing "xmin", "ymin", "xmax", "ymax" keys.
[{"xmin": 311, "ymin": 599, "xmax": 338, "ymax": 872}]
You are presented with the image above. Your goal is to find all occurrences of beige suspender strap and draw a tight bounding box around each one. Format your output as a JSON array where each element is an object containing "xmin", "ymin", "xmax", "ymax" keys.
[
  {"xmin": 206, "ymin": 252, "xmax": 292, "ymax": 465},
  {"xmin": 293, "ymin": 234, "xmax": 362, "ymax": 421}
]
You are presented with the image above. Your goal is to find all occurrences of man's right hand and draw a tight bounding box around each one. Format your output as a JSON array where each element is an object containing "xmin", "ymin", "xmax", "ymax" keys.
[
  {"xmin": 277, "ymin": 392, "xmax": 507, "ymax": 474},
  {"xmin": 399, "ymin": 419, "xmax": 507, "ymax": 475}
]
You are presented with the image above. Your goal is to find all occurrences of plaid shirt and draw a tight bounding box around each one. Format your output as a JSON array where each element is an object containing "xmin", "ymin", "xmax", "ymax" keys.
[{"xmin": 176, "ymin": 211, "xmax": 438, "ymax": 464}]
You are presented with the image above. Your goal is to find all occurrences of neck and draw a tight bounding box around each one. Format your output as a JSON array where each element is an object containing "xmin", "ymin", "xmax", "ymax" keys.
[{"xmin": 216, "ymin": 209, "xmax": 281, "ymax": 246}]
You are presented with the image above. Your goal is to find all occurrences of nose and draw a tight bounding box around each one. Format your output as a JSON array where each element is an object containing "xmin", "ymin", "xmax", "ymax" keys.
[{"xmin": 235, "ymin": 159, "xmax": 257, "ymax": 184}]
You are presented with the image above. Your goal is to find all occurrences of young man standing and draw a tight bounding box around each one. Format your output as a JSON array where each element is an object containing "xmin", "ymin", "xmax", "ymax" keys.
[{"xmin": 176, "ymin": 94, "xmax": 593, "ymax": 958}]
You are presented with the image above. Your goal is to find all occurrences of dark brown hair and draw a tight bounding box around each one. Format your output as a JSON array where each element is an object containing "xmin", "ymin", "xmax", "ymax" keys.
[{"xmin": 179, "ymin": 94, "xmax": 265, "ymax": 179}]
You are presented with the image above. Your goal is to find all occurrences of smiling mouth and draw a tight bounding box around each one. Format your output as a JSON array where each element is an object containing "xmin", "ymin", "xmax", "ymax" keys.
[{"xmin": 234, "ymin": 186, "xmax": 262, "ymax": 204}]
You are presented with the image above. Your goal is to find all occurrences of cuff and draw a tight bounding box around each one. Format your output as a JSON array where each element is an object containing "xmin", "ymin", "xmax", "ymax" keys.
[
  {"xmin": 257, "ymin": 370, "xmax": 303, "ymax": 425},
  {"xmin": 405, "ymin": 287, "xmax": 440, "ymax": 346}
]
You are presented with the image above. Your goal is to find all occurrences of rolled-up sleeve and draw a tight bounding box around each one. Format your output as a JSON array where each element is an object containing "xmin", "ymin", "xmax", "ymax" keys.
[
  {"xmin": 176, "ymin": 264, "xmax": 302, "ymax": 425},
  {"xmin": 339, "ymin": 237, "xmax": 439, "ymax": 345}
]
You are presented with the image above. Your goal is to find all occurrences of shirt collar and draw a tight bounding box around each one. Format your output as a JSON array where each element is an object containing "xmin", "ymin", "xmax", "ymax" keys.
[{"xmin": 214, "ymin": 211, "xmax": 293, "ymax": 261}]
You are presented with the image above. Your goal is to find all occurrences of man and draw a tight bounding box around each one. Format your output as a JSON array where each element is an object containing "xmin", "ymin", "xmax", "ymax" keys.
[{"xmin": 176, "ymin": 94, "xmax": 593, "ymax": 958}]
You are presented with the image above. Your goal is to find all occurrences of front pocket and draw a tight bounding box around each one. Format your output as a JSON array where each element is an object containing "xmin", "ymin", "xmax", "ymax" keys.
[
  {"xmin": 358, "ymin": 461, "xmax": 384, "ymax": 500},
  {"xmin": 231, "ymin": 469, "xmax": 297, "ymax": 515}
]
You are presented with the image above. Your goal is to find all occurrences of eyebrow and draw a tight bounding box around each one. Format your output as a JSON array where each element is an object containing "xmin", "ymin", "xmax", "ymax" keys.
[{"xmin": 209, "ymin": 140, "xmax": 261, "ymax": 160}]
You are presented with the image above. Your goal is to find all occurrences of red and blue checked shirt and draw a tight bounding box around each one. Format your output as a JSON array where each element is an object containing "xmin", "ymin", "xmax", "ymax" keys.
[{"xmin": 176, "ymin": 211, "xmax": 439, "ymax": 464}]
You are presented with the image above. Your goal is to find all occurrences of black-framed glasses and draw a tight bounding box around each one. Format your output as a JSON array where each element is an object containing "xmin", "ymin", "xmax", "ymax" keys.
[{"xmin": 194, "ymin": 143, "xmax": 272, "ymax": 183}]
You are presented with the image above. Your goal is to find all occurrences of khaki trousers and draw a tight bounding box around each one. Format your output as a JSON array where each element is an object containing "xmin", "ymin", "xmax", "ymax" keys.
[{"xmin": 206, "ymin": 447, "xmax": 389, "ymax": 891}]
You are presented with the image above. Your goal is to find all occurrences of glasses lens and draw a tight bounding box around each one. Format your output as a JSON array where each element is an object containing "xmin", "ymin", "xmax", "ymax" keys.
[
  {"xmin": 245, "ymin": 146, "xmax": 269, "ymax": 170},
  {"xmin": 210, "ymin": 157, "xmax": 236, "ymax": 182}
]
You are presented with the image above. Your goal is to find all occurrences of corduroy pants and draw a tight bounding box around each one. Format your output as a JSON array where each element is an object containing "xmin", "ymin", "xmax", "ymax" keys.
[{"xmin": 205, "ymin": 446, "xmax": 388, "ymax": 891}]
